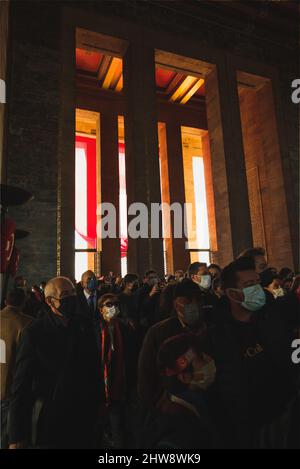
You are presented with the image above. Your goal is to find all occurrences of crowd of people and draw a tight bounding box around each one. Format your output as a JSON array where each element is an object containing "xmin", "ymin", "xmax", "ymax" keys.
[{"xmin": 1, "ymin": 247, "xmax": 299, "ymax": 449}]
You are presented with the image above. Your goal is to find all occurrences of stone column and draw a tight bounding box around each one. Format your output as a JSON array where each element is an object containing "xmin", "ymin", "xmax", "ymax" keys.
[
  {"xmin": 165, "ymin": 120, "xmax": 190, "ymax": 271},
  {"xmin": 205, "ymin": 61, "xmax": 252, "ymax": 265},
  {"xmin": 123, "ymin": 41, "xmax": 164, "ymax": 277},
  {"xmin": 100, "ymin": 111, "xmax": 121, "ymax": 275}
]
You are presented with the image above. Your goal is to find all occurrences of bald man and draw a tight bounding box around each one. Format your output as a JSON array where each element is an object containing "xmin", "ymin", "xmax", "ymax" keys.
[
  {"xmin": 8, "ymin": 276, "xmax": 104, "ymax": 449},
  {"xmin": 77, "ymin": 270, "xmax": 102, "ymax": 341}
]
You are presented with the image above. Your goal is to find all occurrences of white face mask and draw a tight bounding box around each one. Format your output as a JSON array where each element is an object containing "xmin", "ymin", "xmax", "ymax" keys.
[
  {"xmin": 105, "ymin": 305, "xmax": 120, "ymax": 319},
  {"xmin": 148, "ymin": 277, "xmax": 159, "ymax": 287},
  {"xmin": 189, "ymin": 360, "xmax": 216, "ymax": 390},
  {"xmin": 272, "ymin": 287, "xmax": 284, "ymax": 298},
  {"xmin": 198, "ymin": 275, "xmax": 211, "ymax": 290}
]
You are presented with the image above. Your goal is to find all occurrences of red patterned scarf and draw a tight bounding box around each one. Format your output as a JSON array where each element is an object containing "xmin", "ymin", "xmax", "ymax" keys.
[{"xmin": 100, "ymin": 318, "xmax": 125, "ymax": 405}]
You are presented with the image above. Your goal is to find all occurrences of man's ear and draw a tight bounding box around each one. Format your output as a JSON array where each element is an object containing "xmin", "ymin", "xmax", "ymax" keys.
[
  {"xmin": 226, "ymin": 288, "xmax": 243, "ymax": 303},
  {"xmin": 45, "ymin": 297, "xmax": 53, "ymax": 308}
]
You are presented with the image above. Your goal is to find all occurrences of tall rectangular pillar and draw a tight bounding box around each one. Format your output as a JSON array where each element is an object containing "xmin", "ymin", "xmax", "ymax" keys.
[
  {"xmin": 165, "ymin": 121, "xmax": 190, "ymax": 271},
  {"xmin": 219, "ymin": 58, "xmax": 253, "ymax": 257},
  {"xmin": 238, "ymin": 79, "xmax": 293, "ymax": 269},
  {"xmin": 205, "ymin": 61, "xmax": 253, "ymax": 265},
  {"xmin": 205, "ymin": 67, "xmax": 233, "ymax": 267},
  {"xmin": 123, "ymin": 41, "xmax": 164, "ymax": 277},
  {"xmin": 100, "ymin": 111, "xmax": 121, "ymax": 275},
  {"xmin": 202, "ymin": 133, "xmax": 218, "ymax": 262}
]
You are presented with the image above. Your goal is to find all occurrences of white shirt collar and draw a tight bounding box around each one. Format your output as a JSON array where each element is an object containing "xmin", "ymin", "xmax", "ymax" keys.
[{"xmin": 83, "ymin": 289, "xmax": 95, "ymax": 300}]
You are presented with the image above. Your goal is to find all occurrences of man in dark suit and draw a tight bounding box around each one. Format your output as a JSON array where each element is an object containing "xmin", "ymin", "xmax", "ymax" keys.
[
  {"xmin": 8, "ymin": 276, "xmax": 104, "ymax": 449},
  {"xmin": 77, "ymin": 270, "xmax": 102, "ymax": 341},
  {"xmin": 77, "ymin": 270, "xmax": 99, "ymax": 315}
]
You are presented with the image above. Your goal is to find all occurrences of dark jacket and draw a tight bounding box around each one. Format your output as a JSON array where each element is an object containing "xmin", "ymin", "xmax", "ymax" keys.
[
  {"xmin": 118, "ymin": 292, "xmax": 140, "ymax": 386},
  {"xmin": 209, "ymin": 293, "xmax": 300, "ymax": 448},
  {"xmin": 134, "ymin": 284, "xmax": 161, "ymax": 327},
  {"xmin": 118, "ymin": 292, "xmax": 138, "ymax": 324},
  {"xmin": 76, "ymin": 289, "xmax": 102, "ymax": 345},
  {"xmin": 139, "ymin": 390, "xmax": 221, "ymax": 449},
  {"xmin": 198, "ymin": 288, "xmax": 219, "ymax": 327},
  {"xmin": 8, "ymin": 311, "xmax": 104, "ymax": 448},
  {"xmin": 76, "ymin": 289, "xmax": 102, "ymax": 319}
]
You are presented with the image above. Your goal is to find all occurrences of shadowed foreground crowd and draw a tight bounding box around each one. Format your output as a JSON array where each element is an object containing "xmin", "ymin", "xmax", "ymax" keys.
[{"xmin": 1, "ymin": 247, "xmax": 300, "ymax": 449}]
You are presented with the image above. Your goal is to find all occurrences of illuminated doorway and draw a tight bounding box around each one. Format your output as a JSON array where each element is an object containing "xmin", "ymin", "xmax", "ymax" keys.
[
  {"xmin": 118, "ymin": 116, "xmax": 128, "ymax": 277},
  {"xmin": 181, "ymin": 126, "xmax": 211, "ymax": 264},
  {"xmin": 75, "ymin": 109, "xmax": 99, "ymax": 281}
]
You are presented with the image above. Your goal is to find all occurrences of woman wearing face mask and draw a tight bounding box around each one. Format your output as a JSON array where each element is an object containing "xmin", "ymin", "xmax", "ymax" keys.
[
  {"xmin": 98, "ymin": 294, "xmax": 128, "ymax": 449},
  {"xmin": 265, "ymin": 275, "xmax": 285, "ymax": 299},
  {"xmin": 139, "ymin": 333, "xmax": 224, "ymax": 449}
]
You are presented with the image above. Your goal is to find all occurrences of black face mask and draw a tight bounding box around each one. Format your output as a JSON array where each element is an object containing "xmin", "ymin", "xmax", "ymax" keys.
[
  {"xmin": 182, "ymin": 303, "xmax": 205, "ymax": 329},
  {"xmin": 57, "ymin": 296, "xmax": 77, "ymax": 319}
]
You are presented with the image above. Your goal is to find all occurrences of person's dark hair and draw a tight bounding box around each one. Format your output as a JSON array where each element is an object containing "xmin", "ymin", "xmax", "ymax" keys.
[
  {"xmin": 5, "ymin": 288, "xmax": 26, "ymax": 307},
  {"xmin": 123, "ymin": 273, "xmax": 138, "ymax": 284},
  {"xmin": 212, "ymin": 277, "xmax": 223, "ymax": 292},
  {"xmin": 221, "ymin": 256, "xmax": 256, "ymax": 290},
  {"xmin": 166, "ymin": 274, "xmax": 176, "ymax": 283},
  {"xmin": 238, "ymin": 247, "xmax": 265, "ymax": 260},
  {"xmin": 159, "ymin": 283, "xmax": 177, "ymax": 317},
  {"xmin": 175, "ymin": 269, "xmax": 184, "ymax": 276},
  {"xmin": 187, "ymin": 262, "xmax": 207, "ymax": 278},
  {"xmin": 259, "ymin": 267, "xmax": 278, "ymax": 287},
  {"xmin": 208, "ymin": 264, "xmax": 222, "ymax": 273},
  {"xmin": 278, "ymin": 267, "xmax": 293, "ymax": 281},
  {"xmin": 98, "ymin": 293, "xmax": 118, "ymax": 309},
  {"xmin": 145, "ymin": 269, "xmax": 157, "ymax": 278},
  {"xmin": 173, "ymin": 278, "xmax": 201, "ymax": 300},
  {"xmin": 282, "ymin": 277, "xmax": 293, "ymax": 289}
]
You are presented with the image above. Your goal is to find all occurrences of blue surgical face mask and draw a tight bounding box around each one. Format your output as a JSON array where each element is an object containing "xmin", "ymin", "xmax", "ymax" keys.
[
  {"xmin": 241, "ymin": 284, "xmax": 266, "ymax": 312},
  {"xmin": 87, "ymin": 278, "xmax": 97, "ymax": 292}
]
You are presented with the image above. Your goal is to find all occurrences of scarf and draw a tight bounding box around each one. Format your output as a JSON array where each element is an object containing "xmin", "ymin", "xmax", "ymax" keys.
[{"xmin": 100, "ymin": 318, "xmax": 125, "ymax": 405}]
